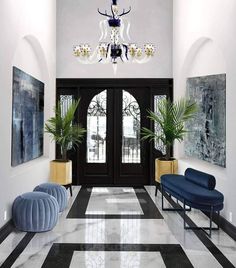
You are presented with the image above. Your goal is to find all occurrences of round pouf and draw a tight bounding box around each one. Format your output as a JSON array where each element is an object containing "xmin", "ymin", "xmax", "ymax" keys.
[
  {"xmin": 34, "ymin": 183, "xmax": 68, "ymax": 212},
  {"xmin": 12, "ymin": 192, "xmax": 59, "ymax": 232}
]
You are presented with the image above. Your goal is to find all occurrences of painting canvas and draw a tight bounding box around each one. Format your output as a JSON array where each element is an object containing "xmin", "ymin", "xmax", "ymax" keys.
[
  {"xmin": 185, "ymin": 74, "xmax": 226, "ymax": 167},
  {"xmin": 11, "ymin": 67, "xmax": 44, "ymax": 167}
]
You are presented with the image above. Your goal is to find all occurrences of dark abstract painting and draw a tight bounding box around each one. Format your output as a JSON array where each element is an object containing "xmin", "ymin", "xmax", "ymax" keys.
[
  {"xmin": 11, "ymin": 67, "xmax": 44, "ymax": 167},
  {"xmin": 185, "ymin": 74, "xmax": 226, "ymax": 167}
]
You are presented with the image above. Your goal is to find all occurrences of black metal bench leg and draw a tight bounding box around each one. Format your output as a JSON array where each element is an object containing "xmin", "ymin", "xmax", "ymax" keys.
[
  {"xmin": 162, "ymin": 187, "xmax": 220, "ymax": 238},
  {"xmin": 69, "ymin": 184, "xmax": 73, "ymax": 197},
  {"xmin": 155, "ymin": 185, "xmax": 158, "ymax": 196},
  {"xmin": 209, "ymin": 206, "xmax": 213, "ymax": 237},
  {"xmin": 161, "ymin": 187, "xmax": 191, "ymax": 212},
  {"xmin": 184, "ymin": 205, "xmax": 220, "ymax": 238},
  {"xmin": 217, "ymin": 210, "xmax": 220, "ymax": 229},
  {"xmin": 161, "ymin": 186, "xmax": 164, "ymax": 210},
  {"xmin": 155, "ymin": 182, "xmax": 161, "ymax": 196},
  {"xmin": 184, "ymin": 200, "xmax": 187, "ymax": 229},
  {"xmin": 63, "ymin": 184, "xmax": 73, "ymax": 197}
]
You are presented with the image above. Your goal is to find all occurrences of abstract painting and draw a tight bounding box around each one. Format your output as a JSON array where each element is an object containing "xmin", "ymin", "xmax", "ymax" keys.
[
  {"xmin": 11, "ymin": 67, "xmax": 44, "ymax": 167},
  {"xmin": 185, "ymin": 74, "xmax": 226, "ymax": 167}
]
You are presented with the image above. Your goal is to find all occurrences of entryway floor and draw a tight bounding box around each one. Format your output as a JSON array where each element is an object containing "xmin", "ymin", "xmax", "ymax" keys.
[{"xmin": 1, "ymin": 186, "xmax": 236, "ymax": 267}]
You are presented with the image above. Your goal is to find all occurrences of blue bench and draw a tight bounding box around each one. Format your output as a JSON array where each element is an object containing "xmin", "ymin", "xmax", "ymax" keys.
[{"xmin": 161, "ymin": 168, "xmax": 224, "ymax": 237}]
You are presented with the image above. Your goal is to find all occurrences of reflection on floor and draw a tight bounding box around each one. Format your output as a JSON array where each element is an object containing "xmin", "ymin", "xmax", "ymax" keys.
[
  {"xmin": 86, "ymin": 187, "xmax": 144, "ymax": 215},
  {"xmin": 0, "ymin": 186, "xmax": 236, "ymax": 268},
  {"xmin": 70, "ymin": 250, "xmax": 165, "ymax": 268}
]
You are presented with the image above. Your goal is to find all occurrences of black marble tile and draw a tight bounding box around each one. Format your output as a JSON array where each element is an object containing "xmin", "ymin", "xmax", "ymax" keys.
[
  {"xmin": 42, "ymin": 243, "xmax": 193, "ymax": 268},
  {"xmin": 67, "ymin": 187, "xmax": 163, "ymax": 219},
  {"xmin": 0, "ymin": 220, "xmax": 15, "ymax": 245}
]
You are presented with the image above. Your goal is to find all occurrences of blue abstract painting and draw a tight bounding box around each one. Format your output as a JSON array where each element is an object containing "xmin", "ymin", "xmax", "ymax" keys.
[
  {"xmin": 11, "ymin": 67, "xmax": 44, "ymax": 167},
  {"xmin": 185, "ymin": 74, "xmax": 226, "ymax": 167}
]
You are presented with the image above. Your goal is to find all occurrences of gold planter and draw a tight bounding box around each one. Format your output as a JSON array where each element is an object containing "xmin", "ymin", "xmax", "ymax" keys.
[
  {"xmin": 155, "ymin": 158, "xmax": 178, "ymax": 183},
  {"xmin": 50, "ymin": 160, "xmax": 72, "ymax": 185}
]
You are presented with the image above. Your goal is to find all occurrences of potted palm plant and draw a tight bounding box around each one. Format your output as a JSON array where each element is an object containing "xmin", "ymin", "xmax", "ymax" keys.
[
  {"xmin": 45, "ymin": 99, "xmax": 86, "ymax": 186},
  {"xmin": 142, "ymin": 98, "xmax": 197, "ymax": 191}
]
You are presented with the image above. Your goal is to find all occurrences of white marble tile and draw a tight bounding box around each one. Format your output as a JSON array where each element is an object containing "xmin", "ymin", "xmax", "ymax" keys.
[
  {"xmin": 12, "ymin": 231, "xmax": 60, "ymax": 267},
  {"xmin": 0, "ymin": 254, "xmax": 8, "ymax": 267},
  {"xmin": 0, "ymin": 231, "xmax": 26, "ymax": 253},
  {"xmin": 185, "ymin": 249, "xmax": 222, "ymax": 268},
  {"xmin": 0, "ymin": 231, "xmax": 26, "ymax": 265},
  {"xmin": 13, "ymin": 254, "xmax": 50, "ymax": 268},
  {"xmin": 70, "ymin": 251, "xmax": 165, "ymax": 268},
  {"xmin": 86, "ymin": 187, "xmax": 144, "ymax": 215},
  {"xmin": 53, "ymin": 218, "xmax": 177, "ymax": 244}
]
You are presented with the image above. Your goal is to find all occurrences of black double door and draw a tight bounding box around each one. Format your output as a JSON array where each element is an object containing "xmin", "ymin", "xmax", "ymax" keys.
[
  {"xmin": 78, "ymin": 87, "xmax": 149, "ymax": 185},
  {"xmin": 56, "ymin": 79, "xmax": 173, "ymax": 185}
]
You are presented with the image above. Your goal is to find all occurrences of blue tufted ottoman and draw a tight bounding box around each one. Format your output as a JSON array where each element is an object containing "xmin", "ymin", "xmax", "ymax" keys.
[
  {"xmin": 12, "ymin": 192, "xmax": 59, "ymax": 232},
  {"xmin": 34, "ymin": 183, "xmax": 68, "ymax": 212}
]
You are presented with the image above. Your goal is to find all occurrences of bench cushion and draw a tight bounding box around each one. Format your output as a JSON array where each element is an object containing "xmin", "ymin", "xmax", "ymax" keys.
[
  {"xmin": 185, "ymin": 168, "xmax": 216, "ymax": 190},
  {"xmin": 161, "ymin": 174, "xmax": 224, "ymax": 211}
]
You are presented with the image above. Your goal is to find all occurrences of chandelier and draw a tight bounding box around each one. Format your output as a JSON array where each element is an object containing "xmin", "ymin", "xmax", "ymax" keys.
[{"xmin": 73, "ymin": 0, "xmax": 155, "ymax": 73}]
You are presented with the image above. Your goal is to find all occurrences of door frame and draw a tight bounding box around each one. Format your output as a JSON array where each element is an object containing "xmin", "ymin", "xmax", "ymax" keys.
[{"xmin": 56, "ymin": 78, "xmax": 173, "ymax": 186}]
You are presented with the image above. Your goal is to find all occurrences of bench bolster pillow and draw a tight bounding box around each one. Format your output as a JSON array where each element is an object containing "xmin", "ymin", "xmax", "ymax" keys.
[{"xmin": 185, "ymin": 168, "xmax": 216, "ymax": 190}]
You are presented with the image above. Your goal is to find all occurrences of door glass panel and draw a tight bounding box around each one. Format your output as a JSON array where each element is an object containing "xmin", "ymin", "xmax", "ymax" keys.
[
  {"xmin": 87, "ymin": 90, "xmax": 107, "ymax": 163},
  {"xmin": 122, "ymin": 90, "xmax": 141, "ymax": 163},
  {"xmin": 154, "ymin": 95, "xmax": 166, "ymax": 154},
  {"xmin": 60, "ymin": 95, "xmax": 74, "ymax": 150},
  {"xmin": 60, "ymin": 95, "xmax": 73, "ymax": 117}
]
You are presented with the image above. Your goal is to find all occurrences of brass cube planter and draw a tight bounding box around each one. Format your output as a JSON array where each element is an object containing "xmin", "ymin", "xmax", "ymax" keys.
[
  {"xmin": 50, "ymin": 160, "xmax": 72, "ymax": 185},
  {"xmin": 155, "ymin": 158, "xmax": 178, "ymax": 183}
]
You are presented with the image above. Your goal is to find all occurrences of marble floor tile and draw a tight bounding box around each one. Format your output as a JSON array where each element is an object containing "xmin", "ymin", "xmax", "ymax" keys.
[
  {"xmin": 12, "ymin": 218, "xmax": 177, "ymax": 267},
  {"xmin": 86, "ymin": 187, "xmax": 144, "ymax": 215},
  {"xmin": 1, "ymin": 186, "xmax": 235, "ymax": 268},
  {"xmin": 0, "ymin": 231, "xmax": 26, "ymax": 265},
  {"xmin": 145, "ymin": 186, "xmax": 236, "ymax": 267},
  {"xmin": 184, "ymin": 249, "xmax": 222, "ymax": 268},
  {"xmin": 0, "ymin": 231, "xmax": 26, "ymax": 254},
  {"xmin": 43, "ymin": 243, "xmax": 192, "ymax": 268},
  {"xmin": 70, "ymin": 251, "xmax": 165, "ymax": 268}
]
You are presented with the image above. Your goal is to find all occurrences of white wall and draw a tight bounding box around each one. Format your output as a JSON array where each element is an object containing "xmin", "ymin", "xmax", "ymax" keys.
[
  {"xmin": 173, "ymin": 0, "xmax": 236, "ymax": 224},
  {"xmin": 0, "ymin": 0, "xmax": 56, "ymax": 228},
  {"xmin": 57, "ymin": 0, "xmax": 173, "ymax": 78}
]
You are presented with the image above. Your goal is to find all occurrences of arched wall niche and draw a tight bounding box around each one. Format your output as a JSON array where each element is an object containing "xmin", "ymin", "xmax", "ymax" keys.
[
  {"xmin": 11, "ymin": 34, "xmax": 51, "ymax": 165},
  {"xmin": 175, "ymin": 37, "xmax": 227, "ymax": 160},
  {"xmin": 177, "ymin": 37, "xmax": 226, "ymax": 98}
]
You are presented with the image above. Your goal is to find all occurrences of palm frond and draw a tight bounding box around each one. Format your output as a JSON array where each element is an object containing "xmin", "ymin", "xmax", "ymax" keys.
[
  {"xmin": 141, "ymin": 97, "xmax": 197, "ymax": 153},
  {"xmin": 45, "ymin": 98, "xmax": 86, "ymax": 160}
]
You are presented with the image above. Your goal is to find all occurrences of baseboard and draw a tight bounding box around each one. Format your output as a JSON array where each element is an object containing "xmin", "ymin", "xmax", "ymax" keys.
[
  {"xmin": 0, "ymin": 219, "xmax": 14, "ymax": 244},
  {"xmin": 203, "ymin": 211, "xmax": 236, "ymax": 241}
]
